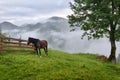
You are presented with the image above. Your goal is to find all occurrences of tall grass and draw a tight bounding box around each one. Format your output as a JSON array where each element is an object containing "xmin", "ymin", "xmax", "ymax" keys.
[{"xmin": 0, "ymin": 49, "xmax": 120, "ymax": 80}]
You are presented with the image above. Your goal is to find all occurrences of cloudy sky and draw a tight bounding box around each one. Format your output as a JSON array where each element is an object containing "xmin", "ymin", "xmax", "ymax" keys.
[{"xmin": 0, "ymin": 0, "xmax": 73, "ymax": 25}]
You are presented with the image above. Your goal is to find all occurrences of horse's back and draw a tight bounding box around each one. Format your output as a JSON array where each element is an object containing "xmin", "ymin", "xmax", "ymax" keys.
[
  {"xmin": 41, "ymin": 40, "xmax": 48, "ymax": 45},
  {"xmin": 40, "ymin": 40, "xmax": 48, "ymax": 48}
]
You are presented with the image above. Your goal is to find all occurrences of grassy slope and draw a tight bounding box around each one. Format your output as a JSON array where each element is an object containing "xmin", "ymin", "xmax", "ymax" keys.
[{"xmin": 0, "ymin": 49, "xmax": 120, "ymax": 80}]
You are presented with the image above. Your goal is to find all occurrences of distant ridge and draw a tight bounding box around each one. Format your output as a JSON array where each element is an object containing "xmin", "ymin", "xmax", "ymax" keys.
[
  {"xmin": 0, "ymin": 21, "xmax": 18, "ymax": 30},
  {"xmin": 48, "ymin": 16, "xmax": 67, "ymax": 21},
  {"xmin": 0, "ymin": 16, "xmax": 67, "ymax": 27},
  {"xmin": 0, "ymin": 21, "xmax": 17, "ymax": 26}
]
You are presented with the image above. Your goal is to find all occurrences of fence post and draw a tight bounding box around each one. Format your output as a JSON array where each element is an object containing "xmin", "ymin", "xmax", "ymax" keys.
[
  {"xmin": 0, "ymin": 37, "xmax": 3, "ymax": 54},
  {"xmin": 8, "ymin": 35, "xmax": 11, "ymax": 42},
  {"xmin": 19, "ymin": 37, "xmax": 21, "ymax": 47}
]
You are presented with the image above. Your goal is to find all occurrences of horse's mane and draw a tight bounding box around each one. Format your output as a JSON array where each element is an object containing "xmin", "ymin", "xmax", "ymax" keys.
[{"xmin": 29, "ymin": 37, "xmax": 39, "ymax": 42}]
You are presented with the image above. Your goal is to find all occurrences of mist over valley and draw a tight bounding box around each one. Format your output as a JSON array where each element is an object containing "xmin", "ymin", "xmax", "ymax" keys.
[{"xmin": 0, "ymin": 16, "xmax": 120, "ymax": 57}]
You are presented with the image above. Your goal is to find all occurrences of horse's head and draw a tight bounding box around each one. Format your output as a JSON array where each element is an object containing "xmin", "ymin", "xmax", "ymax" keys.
[{"xmin": 27, "ymin": 37, "xmax": 32, "ymax": 45}]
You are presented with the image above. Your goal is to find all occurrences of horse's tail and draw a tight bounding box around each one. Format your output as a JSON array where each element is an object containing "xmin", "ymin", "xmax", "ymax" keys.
[{"xmin": 45, "ymin": 40, "xmax": 48, "ymax": 52}]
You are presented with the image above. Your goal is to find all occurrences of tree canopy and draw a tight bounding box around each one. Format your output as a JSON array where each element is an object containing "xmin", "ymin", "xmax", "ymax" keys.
[{"xmin": 68, "ymin": 0, "xmax": 120, "ymax": 62}]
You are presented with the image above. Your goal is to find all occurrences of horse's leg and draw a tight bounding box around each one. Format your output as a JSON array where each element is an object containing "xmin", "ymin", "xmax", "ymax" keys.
[
  {"xmin": 35, "ymin": 48, "xmax": 38, "ymax": 55},
  {"xmin": 39, "ymin": 48, "xmax": 41, "ymax": 57},
  {"xmin": 45, "ymin": 46, "xmax": 48, "ymax": 56},
  {"xmin": 43, "ymin": 48, "xmax": 47, "ymax": 56},
  {"xmin": 46, "ymin": 46, "xmax": 48, "ymax": 53},
  {"xmin": 37, "ymin": 48, "xmax": 39, "ymax": 55},
  {"xmin": 37, "ymin": 48, "xmax": 41, "ymax": 58}
]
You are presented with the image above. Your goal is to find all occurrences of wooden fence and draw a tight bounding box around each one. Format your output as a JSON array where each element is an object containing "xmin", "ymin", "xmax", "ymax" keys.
[{"xmin": 0, "ymin": 36, "xmax": 34, "ymax": 53}]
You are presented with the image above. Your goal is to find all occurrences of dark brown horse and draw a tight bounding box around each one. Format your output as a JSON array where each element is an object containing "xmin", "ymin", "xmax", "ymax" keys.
[{"xmin": 27, "ymin": 37, "xmax": 48, "ymax": 57}]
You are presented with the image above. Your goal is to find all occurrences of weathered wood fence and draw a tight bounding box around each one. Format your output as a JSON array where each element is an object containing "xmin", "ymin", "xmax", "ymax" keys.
[{"xmin": 0, "ymin": 36, "xmax": 34, "ymax": 53}]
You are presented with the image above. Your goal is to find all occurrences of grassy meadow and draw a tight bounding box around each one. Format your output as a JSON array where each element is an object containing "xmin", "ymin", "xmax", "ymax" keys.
[{"xmin": 0, "ymin": 49, "xmax": 120, "ymax": 80}]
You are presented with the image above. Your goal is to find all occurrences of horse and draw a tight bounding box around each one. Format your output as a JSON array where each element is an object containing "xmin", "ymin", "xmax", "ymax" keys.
[{"xmin": 27, "ymin": 37, "xmax": 48, "ymax": 57}]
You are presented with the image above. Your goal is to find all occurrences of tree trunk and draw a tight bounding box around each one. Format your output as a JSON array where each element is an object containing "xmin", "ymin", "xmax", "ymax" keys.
[
  {"xmin": 108, "ymin": 1, "xmax": 117, "ymax": 63},
  {"xmin": 108, "ymin": 38, "xmax": 116, "ymax": 63}
]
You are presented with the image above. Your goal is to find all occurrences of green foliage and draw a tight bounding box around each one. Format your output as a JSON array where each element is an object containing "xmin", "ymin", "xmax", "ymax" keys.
[
  {"xmin": 0, "ymin": 49, "xmax": 120, "ymax": 80},
  {"xmin": 68, "ymin": 0, "xmax": 120, "ymax": 40}
]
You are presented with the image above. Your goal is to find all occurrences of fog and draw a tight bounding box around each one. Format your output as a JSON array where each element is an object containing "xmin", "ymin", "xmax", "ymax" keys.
[
  {"xmin": 5, "ymin": 29, "xmax": 120, "ymax": 57},
  {"xmin": 1, "ymin": 17, "xmax": 120, "ymax": 57}
]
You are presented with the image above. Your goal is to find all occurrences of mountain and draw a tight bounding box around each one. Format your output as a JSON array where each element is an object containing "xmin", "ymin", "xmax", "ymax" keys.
[
  {"xmin": 20, "ymin": 16, "xmax": 69, "ymax": 32},
  {"xmin": 0, "ymin": 16, "xmax": 69, "ymax": 37},
  {"xmin": 47, "ymin": 16, "xmax": 68, "ymax": 22},
  {"xmin": 0, "ymin": 21, "xmax": 18, "ymax": 30}
]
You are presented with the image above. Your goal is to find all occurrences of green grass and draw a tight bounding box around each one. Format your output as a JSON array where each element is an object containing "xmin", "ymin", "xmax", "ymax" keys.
[{"xmin": 0, "ymin": 49, "xmax": 120, "ymax": 80}]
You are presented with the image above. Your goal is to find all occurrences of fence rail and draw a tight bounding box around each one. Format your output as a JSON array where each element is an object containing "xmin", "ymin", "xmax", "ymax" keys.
[{"xmin": 0, "ymin": 36, "xmax": 34, "ymax": 53}]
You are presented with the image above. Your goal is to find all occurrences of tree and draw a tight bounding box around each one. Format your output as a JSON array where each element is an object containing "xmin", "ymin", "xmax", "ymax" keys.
[{"xmin": 68, "ymin": 0, "xmax": 120, "ymax": 63}]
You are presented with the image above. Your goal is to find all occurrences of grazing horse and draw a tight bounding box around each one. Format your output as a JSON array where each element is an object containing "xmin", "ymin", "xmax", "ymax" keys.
[{"xmin": 27, "ymin": 37, "xmax": 48, "ymax": 57}]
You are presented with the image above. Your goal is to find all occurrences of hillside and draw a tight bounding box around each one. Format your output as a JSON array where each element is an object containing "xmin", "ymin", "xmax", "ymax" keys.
[{"xmin": 0, "ymin": 50, "xmax": 120, "ymax": 80}]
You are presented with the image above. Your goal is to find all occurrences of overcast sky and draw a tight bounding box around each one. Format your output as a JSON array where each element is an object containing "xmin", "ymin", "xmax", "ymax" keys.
[{"xmin": 0, "ymin": 0, "xmax": 73, "ymax": 25}]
